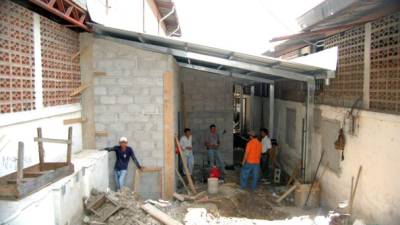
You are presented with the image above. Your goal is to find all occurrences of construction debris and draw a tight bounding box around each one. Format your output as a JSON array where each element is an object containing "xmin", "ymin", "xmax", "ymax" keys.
[{"xmin": 141, "ymin": 203, "xmax": 183, "ymax": 225}]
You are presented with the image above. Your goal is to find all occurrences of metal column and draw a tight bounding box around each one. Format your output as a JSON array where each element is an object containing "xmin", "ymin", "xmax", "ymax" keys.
[
  {"xmin": 250, "ymin": 85, "xmax": 255, "ymax": 130},
  {"xmin": 304, "ymin": 80, "xmax": 315, "ymax": 182},
  {"xmin": 269, "ymin": 84, "xmax": 274, "ymax": 138}
]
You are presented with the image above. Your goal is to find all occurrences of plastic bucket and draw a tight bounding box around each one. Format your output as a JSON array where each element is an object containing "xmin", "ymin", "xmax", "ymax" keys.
[
  {"xmin": 294, "ymin": 183, "xmax": 320, "ymax": 208},
  {"xmin": 207, "ymin": 178, "xmax": 219, "ymax": 194}
]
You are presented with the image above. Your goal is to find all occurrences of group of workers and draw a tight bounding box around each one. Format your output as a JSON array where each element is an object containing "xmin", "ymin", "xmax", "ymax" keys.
[
  {"xmin": 179, "ymin": 125, "xmax": 272, "ymax": 191},
  {"xmin": 104, "ymin": 124, "xmax": 272, "ymax": 191}
]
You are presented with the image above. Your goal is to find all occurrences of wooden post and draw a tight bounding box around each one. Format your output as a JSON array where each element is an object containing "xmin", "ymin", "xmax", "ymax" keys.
[
  {"xmin": 37, "ymin": 128, "xmax": 44, "ymax": 171},
  {"xmin": 175, "ymin": 136, "xmax": 196, "ymax": 194},
  {"xmin": 163, "ymin": 71, "xmax": 175, "ymax": 199},
  {"xmin": 16, "ymin": 142, "xmax": 24, "ymax": 185},
  {"xmin": 66, "ymin": 127, "xmax": 73, "ymax": 164},
  {"xmin": 349, "ymin": 166, "xmax": 362, "ymax": 215}
]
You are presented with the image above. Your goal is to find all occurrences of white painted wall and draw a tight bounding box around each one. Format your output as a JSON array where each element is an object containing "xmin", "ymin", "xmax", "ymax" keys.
[
  {"xmin": 0, "ymin": 150, "xmax": 109, "ymax": 225},
  {"xmin": 87, "ymin": 0, "xmax": 166, "ymax": 36},
  {"xmin": 274, "ymin": 99, "xmax": 400, "ymax": 225}
]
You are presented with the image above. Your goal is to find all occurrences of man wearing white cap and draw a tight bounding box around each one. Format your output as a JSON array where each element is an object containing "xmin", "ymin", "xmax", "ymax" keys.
[{"xmin": 104, "ymin": 137, "xmax": 143, "ymax": 190}]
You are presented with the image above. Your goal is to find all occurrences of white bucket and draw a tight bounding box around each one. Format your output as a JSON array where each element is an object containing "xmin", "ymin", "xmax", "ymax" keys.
[{"xmin": 207, "ymin": 178, "xmax": 219, "ymax": 194}]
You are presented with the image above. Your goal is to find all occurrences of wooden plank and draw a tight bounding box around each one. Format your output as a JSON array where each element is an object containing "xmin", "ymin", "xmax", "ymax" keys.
[
  {"xmin": 34, "ymin": 137, "xmax": 71, "ymax": 144},
  {"xmin": 95, "ymin": 131, "xmax": 108, "ymax": 137},
  {"xmin": 163, "ymin": 71, "xmax": 175, "ymax": 199},
  {"xmin": 175, "ymin": 136, "xmax": 196, "ymax": 194},
  {"xmin": 286, "ymin": 161, "xmax": 301, "ymax": 188},
  {"xmin": 173, "ymin": 192, "xmax": 185, "ymax": 201},
  {"xmin": 276, "ymin": 184, "xmax": 298, "ymax": 203},
  {"xmin": 141, "ymin": 203, "xmax": 183, "ymax": 225},
  {"xmin": 93, "ymin": 71, "xmax": 107, "ymax": 76},
  {"xmin": 349, "ymin": 166, "xmax": 362, "ymax": 215},
  {"xmin": 175, "ymin": 168, "xmax": 190, "ymax": 194},
  {"xmin": 134, "ymin": 169, "xmax": 141, "ymax": 193},
  {"xmin": 142, "ymin": 167, "xmax": 162, "ymax": 173},
  {"xmin": 37, "ymin": 128, "xmax": 44, "ymax": 171},
  {"xmin": 17, "ymin": 142, "xmax": 24, "ymax": 185},
  {"xmin": 67, "ymin": 127, "xmax": 72, "ymax": 164},
  {"xmin": 71, "ymin": 50, "xmax": 81, "ymax": 60},
  {"xmin": 69, "ymin": 84, "xmax": 89, "ymax": 97},
  {"xmin": 63, "ymin": 117, "xmax": 87, "ymax": 125},
  {"xmin": 0, "ymin": 163, "xmax": 74, "ymax": 199}
]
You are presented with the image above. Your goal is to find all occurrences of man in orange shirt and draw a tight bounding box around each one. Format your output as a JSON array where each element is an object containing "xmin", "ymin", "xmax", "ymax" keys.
[{"xmin": 240, "ymin": 130, "xmax": 262, "ymax": 190}]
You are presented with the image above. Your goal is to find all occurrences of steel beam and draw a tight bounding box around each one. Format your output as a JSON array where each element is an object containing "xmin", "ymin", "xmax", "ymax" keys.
[
  {"xmin": 304, "ymin": 80, "xmax": 315, "ymax": 183},
  {"xmin": 269, "ymin": 84, "xmax": 274, "ymax": 138},
  {"xmin": 29, "ymin": 0, "xmax": 90, "ymax": 32},
  {"xmin": 106, "ymin": 37, "xmax": 314, "ymax": 82},
  {"xmin": 178, "ymin": 63, "xmax": 274, "ymax": 84}
]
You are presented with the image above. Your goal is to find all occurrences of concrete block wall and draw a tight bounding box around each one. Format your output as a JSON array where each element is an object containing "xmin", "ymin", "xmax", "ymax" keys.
[
  {"xmin": 180, "ymin": 68, "xmax": 233, "ymax": 165},
  {"xmin": 88, "ymin": 36, "xmax": 178, "ymax": 199}
]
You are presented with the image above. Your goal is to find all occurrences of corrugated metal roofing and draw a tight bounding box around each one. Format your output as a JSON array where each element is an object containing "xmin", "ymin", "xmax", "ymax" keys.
[{"xmin": 92, "ymin": 23, "xmax": 335, "ymax": 83}]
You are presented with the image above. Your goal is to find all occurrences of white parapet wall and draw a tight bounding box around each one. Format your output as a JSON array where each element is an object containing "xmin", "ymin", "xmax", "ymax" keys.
[
  {"xmin": 0, "ymin": 104, "xmax": 83, "ymax": 177},
  {"xmin": 0, "ymin": 150, "xmax": 108, "ymax": 225}
]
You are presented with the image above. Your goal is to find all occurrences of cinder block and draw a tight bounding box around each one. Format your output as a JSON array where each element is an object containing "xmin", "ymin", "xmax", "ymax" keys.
[
  {"xmin": 108, "ymin": 88, "xmax": 124, "ymax": 95},
  {"xmin": 94, "ymin": 86, "xmax": 107, "ymax": 95},
  {"xmin": 100, "ymin": 96, "xmax": 116, "ymax": 105},
  {"xmin": 134, "ymin": 96, "xmax": 151, "ymax": 104},
  {"xmin": 117, "ymin": 96, "xmax": 133, "ymax": 104},
  {"xmin": 127, "ymin": 104, "xmax": 142, "ymax": 113},
  {"xmin": 118, "ymin": 78, "xmax": 134, "ymax": 86}
]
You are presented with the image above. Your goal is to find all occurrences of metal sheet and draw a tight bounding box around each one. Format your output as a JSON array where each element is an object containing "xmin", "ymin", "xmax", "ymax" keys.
[{"xmin": 93, "ymin": 23, "xmax": 333, "ymax": 82}]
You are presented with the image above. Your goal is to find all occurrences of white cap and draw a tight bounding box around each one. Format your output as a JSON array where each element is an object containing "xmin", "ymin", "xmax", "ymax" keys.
[{"xmin": 119, "ymin": 137, "xmax": 128, "ymax": 143}]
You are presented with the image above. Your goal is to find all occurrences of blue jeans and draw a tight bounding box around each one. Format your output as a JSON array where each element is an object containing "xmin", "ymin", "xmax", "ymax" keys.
[
  {"xmin": 184, "ymin": 151, "xmax": 194, "ymax": 175},
  {"xmin": 240, "ymin": 163, "xmax": 260, "ymax": 190},
  {"xmin": 114, "ymin": 169, "xmax": 127, "ymax": 190},
  {"xmin": 208, "ymin": 149, "xmax": 225, "ymax": 178}
]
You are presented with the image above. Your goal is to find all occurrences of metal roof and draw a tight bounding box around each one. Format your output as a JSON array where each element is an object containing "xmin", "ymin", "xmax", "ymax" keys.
[
  {"xmin": 92, "ymin": 23, "xmax": 334, "ymax": 83},
  {"xmin": 267, "ymin": 0, "xmax": 400, "ymax": 57}
]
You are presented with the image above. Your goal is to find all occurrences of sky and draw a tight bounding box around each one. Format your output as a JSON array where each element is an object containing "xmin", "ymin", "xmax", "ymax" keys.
[{"xmin": 173, "ymin": 0, "xmax": 324, "ymax": 55}]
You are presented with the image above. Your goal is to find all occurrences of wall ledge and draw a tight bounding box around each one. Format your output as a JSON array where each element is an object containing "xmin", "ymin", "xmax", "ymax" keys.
[{"xmin": 0, "ymin": 104, "xmax": 82, "ymax": 128}]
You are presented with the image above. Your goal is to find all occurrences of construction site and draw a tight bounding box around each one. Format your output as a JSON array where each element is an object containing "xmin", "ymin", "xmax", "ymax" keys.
[{"xmin": 0, "ymin": 0, "xmax": 399, "ymax": 225}]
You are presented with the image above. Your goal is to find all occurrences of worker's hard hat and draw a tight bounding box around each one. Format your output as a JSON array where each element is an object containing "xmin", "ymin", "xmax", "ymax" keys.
[{"xmin": 119, "ymin": 137, "xmax": 128, "ymax": 143}]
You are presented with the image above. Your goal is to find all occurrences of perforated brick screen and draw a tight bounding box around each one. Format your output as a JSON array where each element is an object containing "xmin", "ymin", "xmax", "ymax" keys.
[
  {"xmin": 0, "ymin": 1, "xmax": 35, "ymax": 114},
  {"xmin": 317, "ymin": 26, "xmax": 365, "ymax": 107},
  {"xmin": 40, "ymin": 17, "xmax": 81, "ymax": 107},
  {"xmin": 370, "ymin": 12, "xmax": 400, "ymax": 113}
]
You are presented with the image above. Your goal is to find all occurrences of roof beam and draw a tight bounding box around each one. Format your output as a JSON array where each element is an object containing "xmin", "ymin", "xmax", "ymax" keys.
[
  {"xmin": 178, "ymin": 63, "xmax": 274, "ymax": 84},
  {"xmin": 109, "ymin": 38, "xmax": 313, "ymax": 81},
  {"xmin": 29, "ymin": 0, "xmax": 90, "ymax": 32}
]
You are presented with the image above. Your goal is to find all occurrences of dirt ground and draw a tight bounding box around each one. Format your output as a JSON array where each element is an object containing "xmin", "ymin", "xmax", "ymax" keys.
[{"xmin": 83, "ymin": 168, "xmax": 333, "ymax": 225}]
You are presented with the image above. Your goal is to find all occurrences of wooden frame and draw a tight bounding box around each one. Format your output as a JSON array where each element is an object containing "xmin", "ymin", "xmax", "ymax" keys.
[
  {"xmin": 0, "ymin": 127, "xmax": 74, "ymax": 200},
  {"xmin": 134, "ymin": 167, "xmax": 163, "ymax": 199},
  {"xmin": 86, "ymin": 193, "xmax": 121, "ymax": 222}
]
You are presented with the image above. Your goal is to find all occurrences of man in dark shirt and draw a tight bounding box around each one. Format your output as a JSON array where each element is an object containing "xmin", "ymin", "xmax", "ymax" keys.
[{"xmin": 104, "ymin": 137, "xmax": 143, "ymax": 190}]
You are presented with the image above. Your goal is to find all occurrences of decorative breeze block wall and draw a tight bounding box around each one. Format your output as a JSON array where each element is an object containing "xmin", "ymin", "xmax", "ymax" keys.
[
  {"xmin": 0, "ymin": 1, "xmax": 35, "ymax": 113},
  {"xmin": 317, "ymin": 25, "xmax": 365, "ymax": 107},
  {"xmin": 40, "ymin": 16, "xmax": 81, "ymax": 107},
  {"xmin": 370, "ymin": 12, "xmax": 400, "ymax": 113}
]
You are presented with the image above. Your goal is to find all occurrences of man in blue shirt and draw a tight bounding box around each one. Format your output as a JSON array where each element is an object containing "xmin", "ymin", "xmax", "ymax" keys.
[{"xmin": 104, "ymin": 137, "xmax": 143, "ymax": 190}]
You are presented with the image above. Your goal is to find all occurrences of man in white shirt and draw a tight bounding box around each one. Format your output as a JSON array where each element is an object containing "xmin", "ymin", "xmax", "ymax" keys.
[
  {"xmin": 260, "ymin": 128, "xmax": 272, "ymax": 181},
  {"xmin": 180, "ymin": 128, "xmax": 194, "ymax": 176}
]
